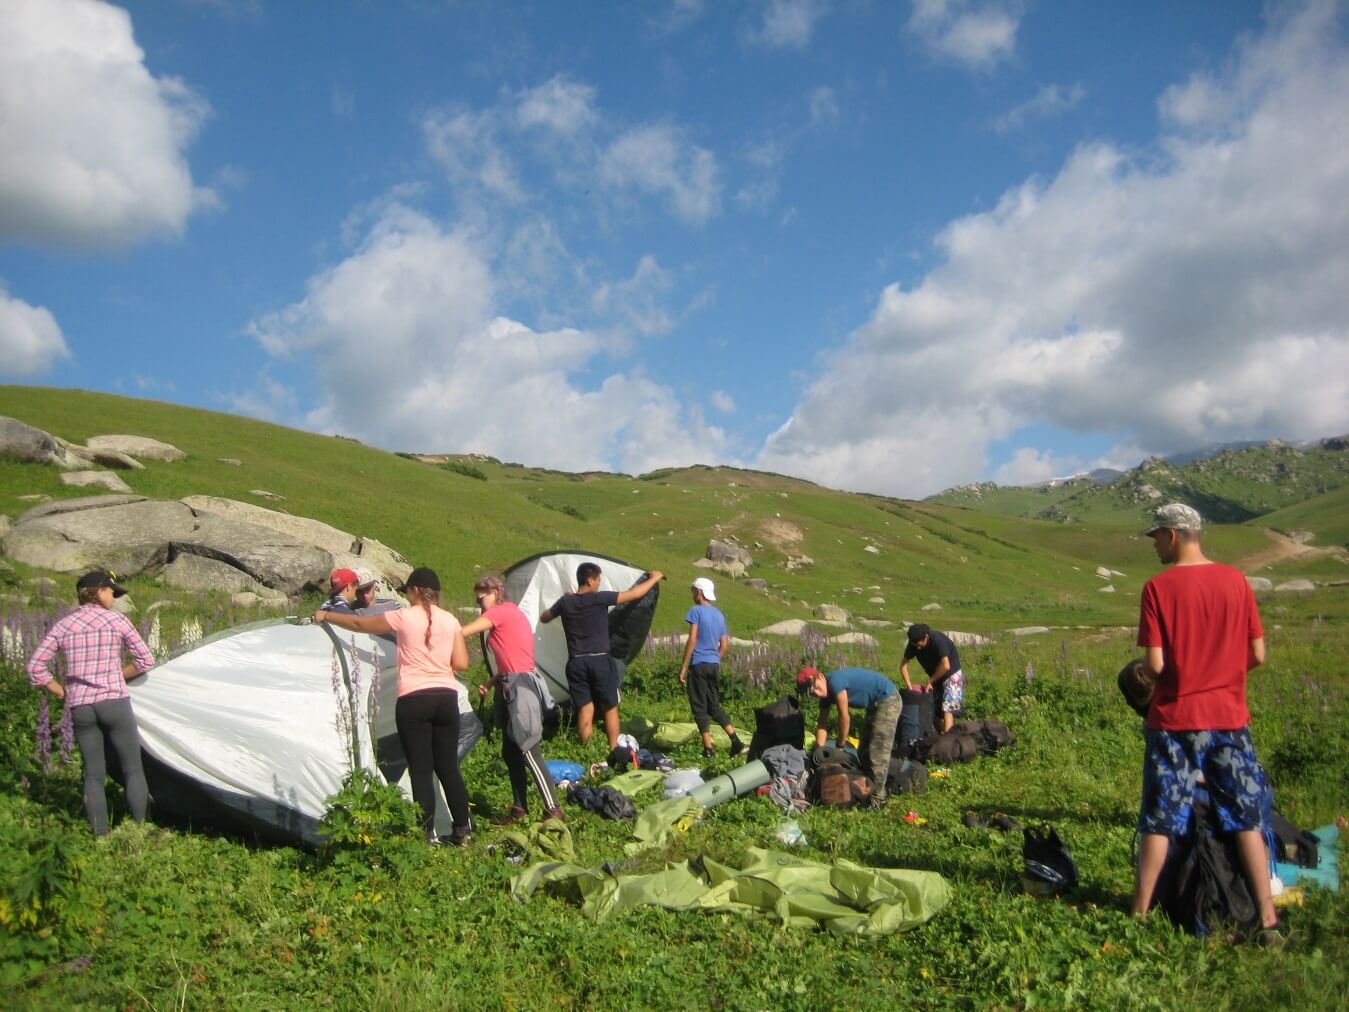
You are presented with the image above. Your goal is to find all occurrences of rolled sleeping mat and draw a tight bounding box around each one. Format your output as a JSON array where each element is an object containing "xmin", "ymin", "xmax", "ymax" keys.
[{"xmin": 687, "ymin": 760, "xmax": 771, "ymax": 809}]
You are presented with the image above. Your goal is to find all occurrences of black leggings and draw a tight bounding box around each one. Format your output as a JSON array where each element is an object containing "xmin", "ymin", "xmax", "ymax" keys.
[
  {"xmin": 395, "ymin": 688, "xmax": 473, "ymax": 835},
  {"xmin": 71, "ymin": 696, "xmax": 148, "ymax": 836}
]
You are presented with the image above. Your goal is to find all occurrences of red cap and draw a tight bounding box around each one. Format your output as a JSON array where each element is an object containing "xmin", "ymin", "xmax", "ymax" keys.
[
  {"xmin": 796, "ymin": 666, "xmax": 821, "ymax": 688},
  {"xmin": 329, "ymin": 568, "xmax": 359, "ymax": 592}
]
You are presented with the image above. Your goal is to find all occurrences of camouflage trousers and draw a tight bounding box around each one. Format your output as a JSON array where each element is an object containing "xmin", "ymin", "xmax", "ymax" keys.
[{"xmin": 860, "ymin": 693, "xmax": 903, "ymax": 799}]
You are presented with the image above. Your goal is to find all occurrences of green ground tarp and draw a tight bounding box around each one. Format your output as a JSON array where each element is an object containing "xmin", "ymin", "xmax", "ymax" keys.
[
  {"xmin": 624, "ymin": 796, "xmax": 702, "ymax": 855},
  {"xmin": 509, "ymin": 846, "xmax": 952, "ymax": 936},
  {"xmin": 605, "ymin": 769, "xmax": 668, "ymax": 798}
]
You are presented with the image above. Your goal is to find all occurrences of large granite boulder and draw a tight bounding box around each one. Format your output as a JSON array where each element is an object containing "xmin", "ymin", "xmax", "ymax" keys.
[
  {"xmin": 758, "ymin": 619, "xmax": 812, "ymax": 636},
  {"xmin": 706, "ymin": 538, "xmax": 752, "ymax": 568},
  {"xmin": 161, "ymin": 553, "xmax": 283, "ymax": 597},
  {"xmin": 181, "ymin": 496, "xmax": 410, "ymax": 583},
  {"xmin": 4, "ymin": 498, "xmax": 196, "ymax": 575},
  {"xmin": 0, "ymin": 416, "xmax": 86, "ymax": 468},
  {"xmin": 86, "ymin": 434, "xmax": 186, "ymax": 462},
  {"xmin": 814, "ymin": 604, "xmax": 850, "ymax": 623},
  {"xmin": 60, "ymin": 470, "xmax": 133, "ymax": 493},
  {"xmin": 1246, "ymin": 576, "xmax": 1274, "ymax": 592}
]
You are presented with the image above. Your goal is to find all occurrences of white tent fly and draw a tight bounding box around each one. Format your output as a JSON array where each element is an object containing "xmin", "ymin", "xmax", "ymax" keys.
[
  {"xmin": 127, "ymin": 618, "xmax": 455, "ymax": 846},
  {"xmin": 498, "ymin": 550, "xmax": 661, "ymax": 705},
  {"xmin": 121, "ymin": 551, "xmax": 657, "ymax": 846}
]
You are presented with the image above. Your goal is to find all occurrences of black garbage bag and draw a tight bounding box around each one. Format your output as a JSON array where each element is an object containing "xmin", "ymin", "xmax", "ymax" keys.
[{"xmin": 1022, "ymin": 824, "xmax": 1080, "ymax": 896}]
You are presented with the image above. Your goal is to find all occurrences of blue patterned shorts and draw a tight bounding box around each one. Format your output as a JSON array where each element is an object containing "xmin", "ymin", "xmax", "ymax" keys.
[
  {"xmin": 937, "ymin": 671, "xmax": 964, "ymax": 714},
  {"xmin": 1138, "ymin": 727, "xmax": 1265, "ymax": 837}
]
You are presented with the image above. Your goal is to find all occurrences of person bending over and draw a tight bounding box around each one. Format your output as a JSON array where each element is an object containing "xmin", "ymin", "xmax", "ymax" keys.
[
  {"xmin": 797, "ymin": 665, "xmax": 903, "ymax": 806},
  {"xmin": 901, "ymin": 623, "xmax": 964, "ymax": 734}
]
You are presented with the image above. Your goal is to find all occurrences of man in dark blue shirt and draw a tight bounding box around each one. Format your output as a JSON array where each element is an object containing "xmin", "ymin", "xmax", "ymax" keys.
[
  {"xmin": 901, "ymin": 624, "xmax": 963, "ymax": 733},
  {"xmin": 540, "ymin": 561, "xmax": 662, "ymax": 748}
]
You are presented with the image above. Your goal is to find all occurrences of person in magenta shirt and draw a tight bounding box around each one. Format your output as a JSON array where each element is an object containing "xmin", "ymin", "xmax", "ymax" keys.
[
  {"xmin": 27, "ymin": 570, "xmax": 156, "ymax": 836},
  {"xmin": 461, "ymin": 574, "xmax": 562, "ymax": 825},
  {"xmin": 316, "ymin": 567, "xmax": 474, "ymax": 846},
  {"xmin": 1130, "ymin": 503, "xmax": 1281, "ymax": 940}
]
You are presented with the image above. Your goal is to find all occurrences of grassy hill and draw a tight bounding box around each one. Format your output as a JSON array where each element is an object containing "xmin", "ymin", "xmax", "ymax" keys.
[
  {"xmin": 928, "ymin": 440, "xmax": 1349, "ymax": 534},
  {"xmin": 3, "ymin": 387, "xmax": 1347, "ymax": 1008}
]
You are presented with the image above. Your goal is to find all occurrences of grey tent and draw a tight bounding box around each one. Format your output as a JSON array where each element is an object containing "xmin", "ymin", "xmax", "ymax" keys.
[{"xmin": 498, "ymin": 550, "xmax": 661, "ymax": 705}]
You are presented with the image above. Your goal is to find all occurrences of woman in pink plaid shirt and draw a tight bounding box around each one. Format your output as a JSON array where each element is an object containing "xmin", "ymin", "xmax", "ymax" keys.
[{"xmin": 27, "ymin": 571, "xmax": 156, "ymax": 835}]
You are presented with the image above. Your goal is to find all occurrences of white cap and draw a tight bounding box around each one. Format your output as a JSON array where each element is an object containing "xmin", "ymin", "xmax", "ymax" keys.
[
  {"xmin": 354, "ymin": 567, "xmax": 379, "ymax": 589},
  {"xmin": 692, "ymin": 576, "xmax": 716, "ymax": 602}
]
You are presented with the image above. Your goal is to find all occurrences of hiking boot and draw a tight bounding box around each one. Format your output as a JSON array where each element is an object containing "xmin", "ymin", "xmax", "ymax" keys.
[
  {"xmin": 729, "ymin": 738, "xmax": 747, "ymax": 757},
  {"xmin": 491, "ymin": 806, "xmax": 529, "ymax": 827},
  {"xmin": 869, "ymin": 793, "xmax": 889, "ymax": 811},
  {"xmin": 702, "ymin": 746, "xmax": 716, "ymax": 759},
  {"xmin": 448, "ymin": 826, "xmax": 474, "ymax": 847},
  {"xmin": 543, "ymin": 807, "xmax": 566, "ymax": 823},
  {"xmin": 990, "ymin": 813, "xmax": 1023, "ymax": 832},
  {"xmin": 962, "ymin": 811, "xmax": 988, "ymax": 828}
]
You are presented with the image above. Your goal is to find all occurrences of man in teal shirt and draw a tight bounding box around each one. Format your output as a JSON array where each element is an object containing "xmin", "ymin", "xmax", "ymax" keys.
[{"xmin": 797, "ymin": 666, "xmax": 903, "ymax": 805}]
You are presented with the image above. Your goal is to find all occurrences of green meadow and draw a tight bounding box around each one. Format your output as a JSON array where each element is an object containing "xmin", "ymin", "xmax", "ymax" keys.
[{"xmin": 2, "ymin": 387, "xmax": 1346, "ymax": 1009}]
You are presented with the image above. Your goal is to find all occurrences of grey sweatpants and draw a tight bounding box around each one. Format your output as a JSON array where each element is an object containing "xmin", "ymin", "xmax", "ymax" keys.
[{"xmin": 71, "ymin": 696, "xmax": 147, "ymax": 835}]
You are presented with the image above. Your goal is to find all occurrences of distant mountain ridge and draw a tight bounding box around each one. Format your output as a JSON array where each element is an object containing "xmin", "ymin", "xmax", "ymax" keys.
[{"xmin": 928, "ymin": 436, "xmax": 1349, "ymax": 526}]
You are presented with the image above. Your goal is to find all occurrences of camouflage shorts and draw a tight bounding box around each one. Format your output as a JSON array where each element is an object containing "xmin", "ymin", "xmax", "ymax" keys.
[{"xmin": 1138, "ymin": 727, "xmax": 1265, "ymax": 837}]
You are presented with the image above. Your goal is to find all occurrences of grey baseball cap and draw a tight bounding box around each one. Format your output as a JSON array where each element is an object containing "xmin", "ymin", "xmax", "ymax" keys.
[{"xmin": 1143, "ymin": 502, "xmax": 1202, "ymax": 535}]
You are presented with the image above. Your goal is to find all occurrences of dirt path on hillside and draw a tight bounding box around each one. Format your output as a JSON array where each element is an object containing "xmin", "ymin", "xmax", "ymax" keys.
[{"xmin": 1237, "ymin": 528, "xmax": 1348, "ymax": 571}]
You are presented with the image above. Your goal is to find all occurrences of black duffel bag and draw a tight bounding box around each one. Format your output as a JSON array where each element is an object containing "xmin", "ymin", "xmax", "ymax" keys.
[{"xmin": 748, "ymin": 694, "xmax": 806, "ymax": 759}]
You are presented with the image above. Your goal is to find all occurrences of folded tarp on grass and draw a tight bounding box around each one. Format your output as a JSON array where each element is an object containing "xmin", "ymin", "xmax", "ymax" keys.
[
  {"xmin": 509, "ymin": 846, "xmax": 952, "ymax": 936},
  {"xmin": 605, "ymin": 769, "xmax": 668, "ymax": 798},
  {"xmin": 621, "ymin": 717, "xmax": 729, "ymax": 751},
  {"xmin": 1276, "ymin": 823, "xmax": 1340, "ymax": 892}
]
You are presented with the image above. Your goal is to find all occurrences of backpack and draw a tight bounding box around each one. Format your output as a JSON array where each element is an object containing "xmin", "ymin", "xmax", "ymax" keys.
[
  {"xmin": 914, "ymin": 731, "xmax": 978, "ymax": 764},
  {"xmin": 885, "ymin": 756, "xmax": 928, "ymax": 795},
  {"xmin": 1157, "ymin": 815, "xmax": 1257, "ymax": 937},
  {"xmin": 1269, "ymin": 811, "xmax": 1320, "ymax": 868},
  {"xmin": 810, "ymin": 746, "xmax": 874, "ymax": 808},
  {"xmin": 1022, "ymin": 824, "xmax": 1080, "ymax": 896},
  {"xmin": 748, "ymin": 695, "xmax": 806, "ymax": 759},
  {"xmin": 896, "ymin": 689, "xmax": 935, "ymax": 758},
  {"xmin": 950, "ymin": 719, "xmax": 1016, "ymax": 755}
]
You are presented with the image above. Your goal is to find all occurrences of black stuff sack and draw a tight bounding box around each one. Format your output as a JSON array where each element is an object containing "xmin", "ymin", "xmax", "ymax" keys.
[
  {"xmin": 748, "ymin": 695, "xmax": 806, "ymax": 759},
  {"xmin": 914, "ymin": 732, "xmax": 978, "ymax": 764},
  {"xmin": 885, "ymin": 757, "xmax": 928, "ymax": 795},
  {"xmin": 1157, "ymin": 823, "xmax": 1257, "ymax": 937},
  {"xmin": 1022, "ymin": 824, "xmax": 1080, "ymax": 897},
  {"xmin": 950, "ymin": 719, "xmax": 1016, "ymax": 755}
]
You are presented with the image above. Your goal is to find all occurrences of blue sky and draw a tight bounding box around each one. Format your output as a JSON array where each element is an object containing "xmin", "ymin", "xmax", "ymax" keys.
[{"xmin": 2, "ymin": 0, "xmax": 1347, "ymax": 497}]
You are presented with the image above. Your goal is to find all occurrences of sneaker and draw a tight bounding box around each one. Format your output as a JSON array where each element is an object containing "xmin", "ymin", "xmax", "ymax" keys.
[
  {"xmin": 702, "ymin": 746, "xmax": 716, "ymax": 759},
  {"xmin": 729, "ymin": 738, "xmax": 747, "ymax": 757},
  {"xmin": 544, "ymin": 807, "xmax": 566, "ymax": 823},
  {"xmin": 492, "ymin": 806, "xmax": 529, "ymax": 827}
]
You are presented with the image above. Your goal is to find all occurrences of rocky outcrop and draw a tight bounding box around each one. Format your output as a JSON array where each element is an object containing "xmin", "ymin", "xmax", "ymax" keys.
[
  {"xmin": 946, "ymin": 631, "xmax": 992, "ymax": 647},
  {"xmin": 758, "ymin": 619, "xmax": 811, "ymax": 636},
  {"xmin": 0, "ymin": 416, "xmax": 82, "ymax": 467},
  {"xmin": 60, "ymin": 470, "xmax": 133, "ymax": 493},
  {"xmin": 86, "ymin": 434, "xmax": 186, "ymax": 462},
  {"xmin": 829, "ymin": 632, "xmax": 877, "ymax": 647},
  {"xmin": 814, "ymin": 604, "xmax": 849, "ymax": 623},
  {"xmin": 693, "ymin": 557, "xmax": 746, "ymax": 579},
  {"xmin": 2, "ymin": 494, "xmax": 411, "ymax": 597},
  {"xmin": 706, "ymin": 539, "xmax": 752, "ymax": 568},
  {"xmin": 1274, "ymin": 579, "xmax": 1315, "ymax": 593}
]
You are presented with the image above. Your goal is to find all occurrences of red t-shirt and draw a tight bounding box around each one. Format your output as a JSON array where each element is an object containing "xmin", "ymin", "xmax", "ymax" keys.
[
  {"xmin": 1137, "ymin": 562, "xmax": 1263, "ymax": 731},
  {"xmin": 483, "ymin": 601, "xmax": 535, "ymax": 674}
]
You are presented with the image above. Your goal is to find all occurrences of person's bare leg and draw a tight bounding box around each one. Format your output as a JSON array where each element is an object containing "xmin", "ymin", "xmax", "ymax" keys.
[
  {"xmin": 701, "ymin": 731, "xmax": 714, "ymax": 749},
  {"xmin": 576, "ymin": 702, "xmax": 595, "ymax": 742},
  {"xmin": 602, "ymin": 704, "xmax": 621, "ymax": 749},
  {"xmin": 941, "ymin": 711, "xmax": 954, "ymax": 734},
  {"xmin": 1235, "ymin": 829, "xmax": 1279, "ymax": 929},
  {"xmin": 1132, "ymin": 832, "xmax": 1171, "ymax": 917}
]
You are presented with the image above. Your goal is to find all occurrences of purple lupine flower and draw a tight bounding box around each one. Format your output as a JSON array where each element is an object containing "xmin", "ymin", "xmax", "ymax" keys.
[{"xmin": 58, "ymin": 704, "xmax": 75, "ymax": 765}]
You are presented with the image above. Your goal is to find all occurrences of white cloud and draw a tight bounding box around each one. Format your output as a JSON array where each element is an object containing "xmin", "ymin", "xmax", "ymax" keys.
[
  {"xmin": 591, "ymin": 256, "xmax": 676, "ymax": 336},
  {"xmin": 246, "ymin": 203, "xmax": 730, "ymax": 474},
  {"xmin": 516, "ymin": 76, "xmax": 598, "ymax": 136},
  {"xmin": 423, "ymin": 107, "xmax": 525, "ymax": 204},
  {"xmin": 652, "ymin": 0, "xmax": 706, "ymax": 35},
  {"xmin": 992, "ymin": 447, "xmax": 1082, "ymax": 487},
  {"xmin": 808, "ymin": 85, "xmax": 841, "ymax": 127},
  {"xmin": 749, "ymin": 0, "xmax": 829, "ymax": 50},
  {"xmin": 600, "ymin": 125, "xmax": 721, "ymax": 223},
  {"xmin": 710, "ymin": 390, "xmax": 736, "ymax": 413},
  {"xmin": 908, "ymin": 0, "xmax": 1020, "ymax": 71},
  {"xmin": 994, "ymin": 82, "xmax": 1085, "ymax": 133},
  {"xmin": 761, "ymin": 1, "xmax": 1349, "ymax": 497},
  {"xmin": 0, "ymin": 0, "xmax": 212, "ymax": 250},
  {"xmin": 0, "ymin": 284, "xmax": 70, "ymax": 376}
]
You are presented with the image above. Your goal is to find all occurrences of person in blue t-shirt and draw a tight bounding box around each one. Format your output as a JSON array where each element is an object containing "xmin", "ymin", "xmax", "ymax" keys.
[
  {"xmin": 677, "ymin": 577, "xmax": 745, "ymax": 759},
  {"xmin": 797, "ymin": 665, "xmax": 903, "ymax": 805}
]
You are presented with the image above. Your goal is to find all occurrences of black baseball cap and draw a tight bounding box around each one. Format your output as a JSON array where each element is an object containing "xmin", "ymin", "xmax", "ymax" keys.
[
  {"xmin": 76, "ymin": 570, "xmax": 127, "ymax": 597},
  {"xmin": 397, "ymin": 567, "xmax": 441, "ymax": 593}
]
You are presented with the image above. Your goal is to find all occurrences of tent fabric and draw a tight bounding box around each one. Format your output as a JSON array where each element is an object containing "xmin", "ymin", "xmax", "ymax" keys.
[
  {"xmin": 623, "ymin": 716, "xmax": 729, "ymax": 751},
  {"xmin": 510, "ymin": 846, "xmax": 952, "ymax": 936},
  {"xmin": 502, "ymin": 551, "xmax": 660, "ymax": 706},
  {"xmin": 498, "ymin": 819, "xmax": 576, "ymax": 864},
  {"xmin": 126, "ymin": 619, "xmax": 467, "ymax": 846},
  {"xmin": 624, "ymin": 795, "xmax": 703, "ymax": 855},
  {"xmin": 605, "ymin": 769, "xmax": 668, "ymax": 798}
]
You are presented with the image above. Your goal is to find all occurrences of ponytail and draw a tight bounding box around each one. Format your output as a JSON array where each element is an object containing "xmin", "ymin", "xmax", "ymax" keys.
[{"xmin": 419, "ymin": 588, "xmax": 442, "ymax": 649}]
